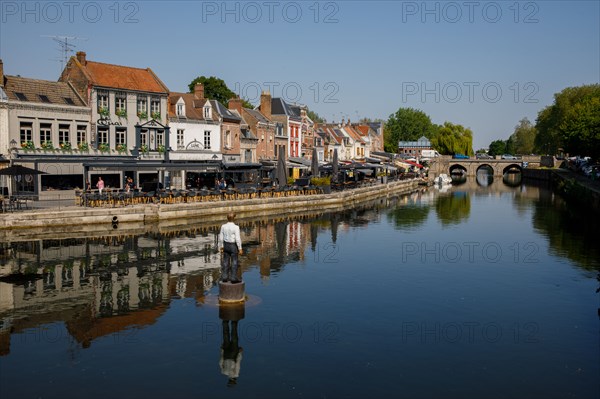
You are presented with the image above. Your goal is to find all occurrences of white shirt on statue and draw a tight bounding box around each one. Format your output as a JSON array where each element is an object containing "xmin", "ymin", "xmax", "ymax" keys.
[{"xmin": 218, "ymin": 222, "xmax": 242, "ymax": 249}]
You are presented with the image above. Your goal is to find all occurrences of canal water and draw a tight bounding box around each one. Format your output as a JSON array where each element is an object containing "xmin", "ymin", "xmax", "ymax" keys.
[{"xmin": 0, "ymin": 179, "xmax": 598, "ymax": 399}]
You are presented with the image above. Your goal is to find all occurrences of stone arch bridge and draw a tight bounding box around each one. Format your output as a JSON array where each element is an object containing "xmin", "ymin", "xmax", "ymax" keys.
[{"xmin": 428, "ymin": 156, "xmax": 541, "ymax": 177}]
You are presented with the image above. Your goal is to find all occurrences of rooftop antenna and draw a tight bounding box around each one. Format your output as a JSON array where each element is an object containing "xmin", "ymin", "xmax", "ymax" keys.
[{"xmin": 41, "ymin": 35, "xmax": 88, "ymax": 72}]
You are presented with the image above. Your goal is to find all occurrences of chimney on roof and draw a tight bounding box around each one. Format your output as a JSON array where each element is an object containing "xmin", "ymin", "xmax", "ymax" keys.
[
  {"xmin": 228, "ymin": 97, "xmax": 243, "ymax": 114},
  {"xmin": 194, "ymin": 83, "xmax": 204, "ymax": 99},
  {"xmin": 0, "ymin": 59, "xmax": 3, "ymax": 87},
  {"xmin": 260, "ymin": 91, "xmax": 271, "ymax": 119},
  {"xmin": 76, "ymin": 51, "xmax": 86, "ymax": 65}
]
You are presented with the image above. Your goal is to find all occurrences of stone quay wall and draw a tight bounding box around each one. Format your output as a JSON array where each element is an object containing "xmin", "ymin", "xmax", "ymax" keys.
[{"xmin": 0, "ymin": 179, "xmax": 419, "ymax": 232}]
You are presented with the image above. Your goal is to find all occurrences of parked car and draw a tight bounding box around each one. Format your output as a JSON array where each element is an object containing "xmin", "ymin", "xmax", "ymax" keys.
[
  {"xmin": 453, "ymin": 153, "xmax": 470, "ymax": 159},
  {"xmin": 501, "ymin": 154, "xmax": 518, "ymax": 160},
  {"xmin": 583, "ymin": 164, "xmax": 600, "ymax": 179},
  {"xmin": 476, "ymin": 153, "xmax": 493, "ymax": 159}
]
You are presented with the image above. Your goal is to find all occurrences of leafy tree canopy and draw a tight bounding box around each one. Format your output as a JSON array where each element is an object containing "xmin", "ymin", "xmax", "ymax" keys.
[
  {"xmin": 384, "ymin": 107, "xmax": 437, "ymax": 151},
  {"xmin": 188, "ymin": 76, "xmax": 253, "ymax": 108},
  {"xmin": 509, "ymin": 117, "xmax": 536, "ymax": 155},
  {"xmin": 535, "ymin": 84, "xmax": 600, "ymax": 158},
  {"xmin": 488, "ymin": 139, "xmax": 507, "ymax": 157},
  {"xmin": 430, "ymin": 121, "xmax": 474, "ymax": 156},
  {"xmin": 307, "ymin": 109, "xmax": 324, "ymax": 123}
]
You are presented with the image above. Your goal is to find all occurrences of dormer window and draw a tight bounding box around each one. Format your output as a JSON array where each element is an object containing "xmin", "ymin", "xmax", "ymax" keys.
[
  {"xmin": 177, "ymin": 102, "xmax": 184, "ymax": 117},
  {"xmin": 204, "ymin": 105, "xmax": 211, "ymax": 119}
]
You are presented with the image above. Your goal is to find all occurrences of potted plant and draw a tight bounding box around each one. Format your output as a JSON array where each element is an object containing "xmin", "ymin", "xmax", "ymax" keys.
[
  {"xmin": 98, "ymin": 107, "xmax": 109, "ymax": 117},
  {"xmin": 115, "ymin": 108, "xmax": 127, "ymax": 118},
  {"xmin": 116, "ymin": 144, "xmax": 127, "ymax": 153},
  {"xmin": 78, "ymin": 142, "xmax": 89, "ymax": 151},
  {"xmin": 137, "ymin": 110, "xmax": 148, "ymax": 120},
  {"xmin": 157, "ymin": 144, "xmax": 166, "ymax": 154},
  {"xmin": 21, "ymin": 141, "xmax": 35, "ymax": 150},
  {"xmin": 151, "ymin": 111, "xmax": 161, "ymax": 120},
  {"xmin": 140, "ymin": 144, "xmax": 149, "ymax": 154},
  {"xmin": 98, "ymin": 143, "xmax": 110, "ymax": 153},
  {"xmin": 60, "ymin": 142, "xmax": 72, "ymax": 151},
  {"xmin": 311, "ymin": 176, "xmax": 331, "ymax": 193},
  {"xmin": 41, "ymin": 141, "xmax": 54, "ymax": 150},
  {"xmin": 377, "ymin": 171, "xmax": 388, "ymax": 183}
]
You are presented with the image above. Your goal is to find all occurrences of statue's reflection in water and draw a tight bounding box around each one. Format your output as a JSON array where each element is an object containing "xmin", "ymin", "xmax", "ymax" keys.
[{"xmin": 219, "ymin": 302, "xmax": 245, "ymax": 387}]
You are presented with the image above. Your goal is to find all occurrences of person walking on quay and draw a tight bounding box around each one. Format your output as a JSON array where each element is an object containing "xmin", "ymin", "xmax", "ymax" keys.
[
  {"xmin": 218, "ymin": 212, "xmax": 243, "ymax": 283},
  {"xmin": 96, "ymin": 176, "xmax": 104, "ymax": 194}
]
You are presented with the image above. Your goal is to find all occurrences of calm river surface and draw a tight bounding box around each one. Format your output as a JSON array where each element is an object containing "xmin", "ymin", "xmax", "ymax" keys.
[{"xmin": 0, "ymin": 179, "xmax": 598, "ymax": 399}]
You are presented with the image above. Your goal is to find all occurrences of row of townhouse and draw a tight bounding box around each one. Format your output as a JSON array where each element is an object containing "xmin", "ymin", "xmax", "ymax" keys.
[
  {"xmin": 0, "ymin": 52, "xmax": 382, "ymax": 196},
  {"xmin": 314, "ymin": 120, "xmax": 384, "ymax": 163}
]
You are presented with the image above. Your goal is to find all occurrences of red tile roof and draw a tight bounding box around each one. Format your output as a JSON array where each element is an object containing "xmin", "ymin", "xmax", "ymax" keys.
[
  {"xmin": 83, "ymin": 60, "xmax": 168, "ymax": 93},
  {"xmin": 355, "ymin": 125, "xmax": 371, "ymax": 136}
]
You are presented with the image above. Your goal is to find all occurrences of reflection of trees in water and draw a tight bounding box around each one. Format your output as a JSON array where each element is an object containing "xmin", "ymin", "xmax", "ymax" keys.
[
  {"xmin": 531, "ymin": 192, "xmax": 600, "ymax": 270},
  {"xmin": 387, "ymin": 205, "xmax": 430, "ymax": 231},
  {"xmin": 435, "ymin": 192, "xmax": 471, "ymax": 226}
]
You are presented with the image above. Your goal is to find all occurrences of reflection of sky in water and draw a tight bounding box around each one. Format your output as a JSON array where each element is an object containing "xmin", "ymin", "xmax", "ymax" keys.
[
  {"xmin": 0, "ymin": 183, "xmax": 598, "ymax": 399},
  {"xmin": 476, "ymin": 166, "xmax": 494, "ymax": 187}
]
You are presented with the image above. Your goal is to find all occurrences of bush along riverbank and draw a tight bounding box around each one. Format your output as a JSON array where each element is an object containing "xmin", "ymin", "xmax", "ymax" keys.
[{"xmin": 523, "ymin": 168, "xmax": 600, "ymax": 213}]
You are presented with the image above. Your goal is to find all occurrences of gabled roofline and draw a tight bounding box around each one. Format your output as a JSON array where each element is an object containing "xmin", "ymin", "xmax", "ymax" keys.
[{"xmin": 66, "ymin": 80, "xmax": 88, "ymax": 106}]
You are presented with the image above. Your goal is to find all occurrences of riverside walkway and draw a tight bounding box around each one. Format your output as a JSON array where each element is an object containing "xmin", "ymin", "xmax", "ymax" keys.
[{"xmin": 0, "ymin": 178, "xmax": 420, "ymax": 237}]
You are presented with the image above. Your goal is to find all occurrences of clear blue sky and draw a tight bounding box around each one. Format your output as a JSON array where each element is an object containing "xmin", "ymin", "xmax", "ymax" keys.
[{"xmin": 1, "ymin": 0, "xmax": 598, "ymax": 149}]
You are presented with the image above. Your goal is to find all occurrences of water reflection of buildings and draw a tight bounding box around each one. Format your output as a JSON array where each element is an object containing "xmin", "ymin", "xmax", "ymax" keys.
[
  {"xmin": 0, "ymin": 202, "xmax": 401, "ymax": 356},
  {"xmin": 0, "ymin": 261, "xmax": 170, "ymax": 355}
]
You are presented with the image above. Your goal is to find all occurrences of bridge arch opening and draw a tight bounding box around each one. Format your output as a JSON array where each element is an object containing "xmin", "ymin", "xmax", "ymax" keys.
[
  {"xmin": 502, "ymin": 164, "xmax": 522, "ymax": 175},
  {"xmin": 449, "ymin": 164, "xmax": 467, "ymax": 185},
  {"xmin": 502, "ymin": 164, "xmax": 522, "ymax": 186},
  {"xmin": 476, "ymin": 165, "xmax": 494, "ymax": 186}
]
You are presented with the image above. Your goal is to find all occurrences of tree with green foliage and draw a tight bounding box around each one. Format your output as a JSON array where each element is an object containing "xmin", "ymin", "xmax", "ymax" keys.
[
  {"xmin": 505, "ymin": 134, "xmax": 516, "ymax": 155},
  {"xmin": 535, "ymin": 84, "xmax": 600, "ymax": 157},
  {"xmin": 307, "ymin": 109, "xmax": 324, "ymax": 123},
  {"xmin": 509, "ymin": 117, "xmax": 536, "ymax": 155},
  {"xmin": 384, "ymin": 107, "xmax": 437, "ymax": 152},
  {"xmin": 488, "ymin": 140, "xmax": 506, "ymax": 157},
  {"xmin": 430, "ymin": 122, "xmax": 473, "ymax": 156},
  {"xmin": 188, "ymin": 76, "xmax": 253, "ymax": 108}
]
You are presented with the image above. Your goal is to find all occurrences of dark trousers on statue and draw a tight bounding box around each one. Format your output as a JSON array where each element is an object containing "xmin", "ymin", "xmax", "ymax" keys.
[{"xmin": 221, "ymin": 242, "xmax": 239, "ymax": 283}]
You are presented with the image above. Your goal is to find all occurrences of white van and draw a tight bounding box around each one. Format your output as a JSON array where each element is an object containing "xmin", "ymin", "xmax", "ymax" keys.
[{"xmin": 421, "ymin": 150, "xmax": 440, "ymax": 158}]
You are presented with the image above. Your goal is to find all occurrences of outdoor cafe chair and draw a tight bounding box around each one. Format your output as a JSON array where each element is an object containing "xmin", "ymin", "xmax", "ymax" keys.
[
  {"xmin": 224, "ymin": 188, "xmax": 237, "ymax": 201},
  {"xmin": 172, "ymin": 190, "xmax": 182, "ymax": 203},
  {"xmin": 144, "ymin": 191, "xmax": 156, "ymax": 204},
  {"xmin": 159, "ymin": 190, "xmax": 171, "ymax": 204}
]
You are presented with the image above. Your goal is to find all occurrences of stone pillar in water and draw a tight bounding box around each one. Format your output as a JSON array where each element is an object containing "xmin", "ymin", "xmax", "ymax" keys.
[{"xmin": 219, "ymin": 281, "xmax": 246, "ymax": 303}]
